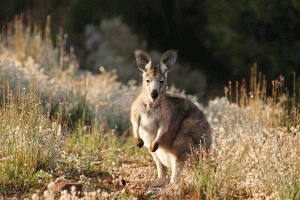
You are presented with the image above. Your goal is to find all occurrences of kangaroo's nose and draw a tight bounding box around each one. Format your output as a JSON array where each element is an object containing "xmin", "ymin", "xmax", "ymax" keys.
[{"xmin": 151, "ymin": 90, "xmax": 158, "ymax": 100}]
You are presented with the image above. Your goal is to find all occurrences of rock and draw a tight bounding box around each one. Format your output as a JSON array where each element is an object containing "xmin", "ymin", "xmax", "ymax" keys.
[
  {"xmin": 55, "ymin": 182, "xmax": 83, "ymax": 194},
  {"xmin": 101, "ymin": 191, "xmax": 109, "ymax": 198}
]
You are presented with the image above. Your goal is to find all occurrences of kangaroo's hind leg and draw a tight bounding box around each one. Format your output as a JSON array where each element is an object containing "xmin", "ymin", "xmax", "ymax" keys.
[
  {"xmin": 170, "ymin": 131, "xmax": 199, "ymax": 184},
  {"xmin": 187, "ymin": 118, "xmax": 211, "ymax": 152},
  {"xmin": 170, "ymin": 156, "xmax": 184, "ymax": 184},
  {"xmin": 151, "ymin": 153, "xmax": 168, "ymax": 185}
]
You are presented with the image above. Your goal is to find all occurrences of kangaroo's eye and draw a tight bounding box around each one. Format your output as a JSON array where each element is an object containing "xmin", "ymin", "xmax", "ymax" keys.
[
  {"xmin": 146, "ymin": 80, "xmax": 150, "ymax": 83},
  {"xmin": 160, "ymin": 81, "xmax": 164, "ymax": 84}
]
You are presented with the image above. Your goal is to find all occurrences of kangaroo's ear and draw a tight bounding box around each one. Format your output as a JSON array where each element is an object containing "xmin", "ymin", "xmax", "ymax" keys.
[
  {"xmin": 135, "ymin": 50, "xmax": 152, "ymax": 72},
  {"xmin": 160, "ymin": 50, "xmax": 178, "ymax": 73}
]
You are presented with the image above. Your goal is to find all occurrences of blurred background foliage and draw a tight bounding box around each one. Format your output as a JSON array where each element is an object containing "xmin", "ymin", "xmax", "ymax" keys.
[{"xmin": 1, "ymin": 0, "xmax": 300, "ymax": 100}]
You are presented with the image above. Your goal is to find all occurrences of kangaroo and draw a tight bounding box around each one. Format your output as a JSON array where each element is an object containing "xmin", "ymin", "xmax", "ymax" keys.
[{"xmin": 131, "ymin": 49, "xmax": 211, "ymax": 184}]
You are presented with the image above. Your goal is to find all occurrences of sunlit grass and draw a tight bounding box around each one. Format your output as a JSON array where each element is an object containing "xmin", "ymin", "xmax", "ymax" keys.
[
  {"xmin": 182, "ymin": 66, "xmax": 300, "ymax": 199},
  {"xmin": 0, "ymin": 81, "xmax": 63, "ymax": 194},
  {"xmin": 0, "ymin": 14, "xmax": 141, "ymax": 133},
  {"xmin": 1, "ymin": 14, "xmax": 300, "ymax": 199}
]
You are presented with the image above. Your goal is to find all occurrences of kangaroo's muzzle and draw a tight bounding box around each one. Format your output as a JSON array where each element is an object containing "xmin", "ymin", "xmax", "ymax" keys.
[{"xmin": 151, "ymin": 90, "xmax": 158, "ymax": 101}]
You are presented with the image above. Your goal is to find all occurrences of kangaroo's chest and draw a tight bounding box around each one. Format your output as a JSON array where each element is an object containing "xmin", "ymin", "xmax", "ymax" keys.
[{"xmin": 139, "ymin": 108, "xmax": 162, "ymax": 146}]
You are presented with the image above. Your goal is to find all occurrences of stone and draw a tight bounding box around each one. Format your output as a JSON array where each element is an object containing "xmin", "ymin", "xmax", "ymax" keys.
[{"xmin": 55, "ymin": 182, "xmax": 83, "ymax": 195}]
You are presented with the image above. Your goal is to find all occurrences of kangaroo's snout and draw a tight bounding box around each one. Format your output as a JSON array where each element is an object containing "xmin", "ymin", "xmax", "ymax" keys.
[{"xmin": 151, "ymin": 90, "xmax": 158, "ymax": 101}]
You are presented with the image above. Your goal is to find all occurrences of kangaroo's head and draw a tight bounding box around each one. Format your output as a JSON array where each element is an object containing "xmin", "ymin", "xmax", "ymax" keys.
[{"xmin": 135, "ymin": 49, "xmax": 178, "ymax": 102}]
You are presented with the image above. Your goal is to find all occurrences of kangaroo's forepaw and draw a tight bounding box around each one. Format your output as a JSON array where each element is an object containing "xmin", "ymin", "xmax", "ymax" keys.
[
  {"xmin": 149, "ymin": 142, "xmax": 159, "ymax": 152},
  {"xmin": 135, "ymin": 138, "xmax": 144, "ymax": 148}
]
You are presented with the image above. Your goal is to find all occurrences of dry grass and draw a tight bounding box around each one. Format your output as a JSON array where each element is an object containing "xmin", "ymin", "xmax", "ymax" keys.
[
  {"xmin": 0, "ymin": 81, "xmax": 63, "ymax": 195},
  {"xmin": 0, "ymin": 15, "xmax": 142, "ymax": 133},
  {"xmin": 0, "ymin": 15, "xmax": 300, "ymax": 200},
  {"xmin": 182, "ymin": 67, "xmax": 300, "ymax": 199}
]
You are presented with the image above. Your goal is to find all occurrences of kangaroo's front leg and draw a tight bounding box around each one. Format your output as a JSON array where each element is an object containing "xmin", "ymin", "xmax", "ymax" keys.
[
  {"xmin": 131, "ymin": 116, "xmax": 143, "ymax": 148},
  {"xmin": 149, "ymin": 125, "xmax": 168, "ymax": 152}
]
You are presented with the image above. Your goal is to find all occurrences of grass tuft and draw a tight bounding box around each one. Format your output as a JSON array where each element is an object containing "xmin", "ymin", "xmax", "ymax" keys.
[{"xmin": 0, "ymin": 80, "xmax": 63, "ymax": 194}]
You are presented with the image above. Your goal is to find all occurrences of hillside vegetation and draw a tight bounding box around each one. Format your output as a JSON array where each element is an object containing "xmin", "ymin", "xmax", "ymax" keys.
[{"xmin": 0, "ymin": 16, "xmax": 300, "ymax": 199}]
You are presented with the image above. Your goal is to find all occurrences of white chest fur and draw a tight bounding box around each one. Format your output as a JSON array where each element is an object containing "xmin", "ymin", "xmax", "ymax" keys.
[
  {"xmin": 138, "ymin": 106, "xmax": 172, "ymax": 168},
  {"xmin": 139, "ymin": 110, "xmax": 159, "ymax": 147},
  {"xmin": 139, "ymin": 104, "xmax": 161, "ymax": 143}
]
